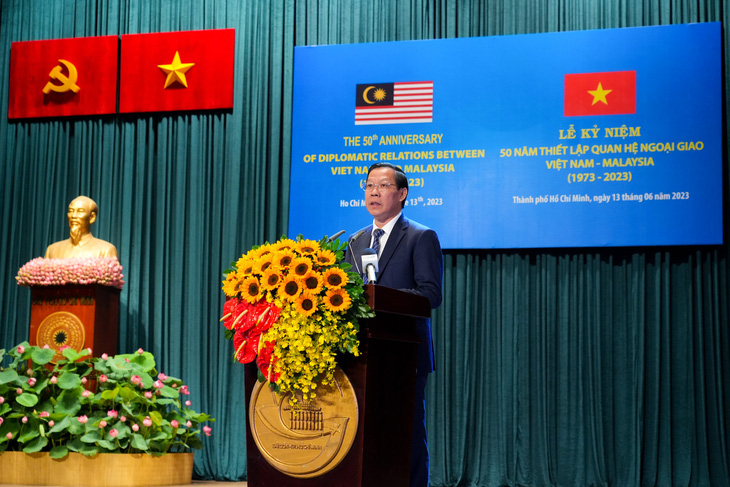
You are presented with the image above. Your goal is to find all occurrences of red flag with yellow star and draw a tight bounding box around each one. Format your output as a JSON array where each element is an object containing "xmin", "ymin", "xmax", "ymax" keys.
[
  {"xmin": 118, "ymin": 29, "xmax": 235, "ymax": 113},
  {"xmin": 8, "ymin": 36, "xmax": 119, "ymax": 119},
  {"xmin": 564, "ymin": 70, "xmax": 636, "ymax": 116}
]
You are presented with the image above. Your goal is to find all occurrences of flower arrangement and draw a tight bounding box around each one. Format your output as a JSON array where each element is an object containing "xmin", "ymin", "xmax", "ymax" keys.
[
  {"xmin": 0, "ymin": 343, "xmax": 213, "ymax": 458},
  {"xmin": 16, "ymin": 257, "xmax": 125, "ymax": 289},
  {"xmin": 220, "ymin": 235, "xmax": 374, "ymax": 405}
]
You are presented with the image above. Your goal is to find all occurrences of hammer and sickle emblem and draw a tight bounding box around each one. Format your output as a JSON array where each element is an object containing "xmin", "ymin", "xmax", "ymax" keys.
[{"xmin": 42, "ymin": 59, "xmax": 80, "ymax": 94}]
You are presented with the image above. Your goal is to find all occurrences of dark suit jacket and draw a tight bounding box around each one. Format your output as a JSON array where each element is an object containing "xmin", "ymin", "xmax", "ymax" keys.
[{"xmin": 345, "ymin": 214, "xmax": 443, "ymax": 373}]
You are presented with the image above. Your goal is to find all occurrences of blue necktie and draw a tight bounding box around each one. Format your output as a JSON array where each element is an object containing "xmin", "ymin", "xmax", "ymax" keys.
[{"xmin": 372, "ymin": 228, "xmax": 385, "ymax": 256}]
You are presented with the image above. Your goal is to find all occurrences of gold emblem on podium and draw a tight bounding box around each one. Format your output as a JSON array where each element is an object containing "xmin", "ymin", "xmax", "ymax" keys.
[
  {"xmin": 36, "ymin": 311, "xmax": 86, "ymax": 362},
  {"xmin": 249, "ymin": 366, "xmax": 359, "ymax": 478}
]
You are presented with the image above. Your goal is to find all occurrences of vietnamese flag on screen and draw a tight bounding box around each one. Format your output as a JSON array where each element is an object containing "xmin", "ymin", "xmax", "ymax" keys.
[
  {"xmin": 8, "ymin": 36, "xmax": 118, "ymax": 119},
  {"xmin": 564, "ymin": 70, "xmax": 636, "ymax": 116},
  {"xmin": 119, "ymin": 29, "xmax": 235, "ymax": 114}
]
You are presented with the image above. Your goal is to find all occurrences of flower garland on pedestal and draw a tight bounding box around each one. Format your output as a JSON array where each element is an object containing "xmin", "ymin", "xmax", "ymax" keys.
[{"xmin": 220, "ymin": 235, "xmax": 373, "ymax": 406}]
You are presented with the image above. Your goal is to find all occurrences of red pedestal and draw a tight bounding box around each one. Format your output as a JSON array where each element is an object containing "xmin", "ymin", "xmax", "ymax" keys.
[{"xmin": 28, "ymin": 285, "xmax": 120, "ymax": 360}]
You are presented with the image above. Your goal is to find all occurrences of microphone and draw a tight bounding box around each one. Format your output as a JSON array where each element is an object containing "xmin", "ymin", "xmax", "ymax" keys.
[
  {"xmin": 362, "ymin": 247, "xmax": 379, "ymax": 284},
  {"xmin": 327, "ymin": 230, "xmax": 345, "ymax": 242},
  {"xmin": 348, "ymin": 230, "xmax": 367, "ymax": 276}
]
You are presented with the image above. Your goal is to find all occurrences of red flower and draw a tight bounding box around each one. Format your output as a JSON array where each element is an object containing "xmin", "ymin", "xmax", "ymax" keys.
[
  {"xmin": 256, "ymin": 341, "xmax": 280, "ymax": 382},
  {"xmin": 233, "ymin": 328, "xmax": 260, "ymax": 364}
]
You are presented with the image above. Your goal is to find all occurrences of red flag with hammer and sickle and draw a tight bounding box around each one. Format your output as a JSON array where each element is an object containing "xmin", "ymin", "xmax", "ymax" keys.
[{"xmin": 8, "ymin": 36, "xmax": 118, "ymax": 119}]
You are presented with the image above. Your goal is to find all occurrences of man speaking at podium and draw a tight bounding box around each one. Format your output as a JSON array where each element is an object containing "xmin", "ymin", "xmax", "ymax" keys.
[{"xmin": 345, "ymin": 162, "xmax": 443, "ymax": 487}]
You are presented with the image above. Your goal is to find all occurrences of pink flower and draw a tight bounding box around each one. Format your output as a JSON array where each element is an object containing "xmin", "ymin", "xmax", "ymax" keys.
[
  {"xmin": 144, "ymin": 391, "xmax": 153, "ymax": 399},
  {"xmin": 86, "ymin": 348, "xmax": 92, "ymax": 355},
  {"xmin": 109, "ymin": 428, "xmax": 118, "ymax": 438},
  {"xmin": 26, "ymin": 369, "xmax": 33, "ymax": 375},
  {"xmin": 16, "ymin": 388, "xmax": 22, "ymax": 395},
  {"xmin": 130, "ymin": 375, "xmax": 142, "ymax": 385},
  {"xmin": 185, "ymin": 400, "xmax": 192, "ymax": 407},
  {"xmin": 171, "ymin": 420, "xmax": 179, "ymax": 428},
  {"xmin": 153, "ymin": 380, "xmax": 164, "ymax": 389},
  {"xmin": 22, "ymin": 416, "xmax": 28, "ymax": 423},
  {"xmin": 27, "ymin": 377, "xmax": 37, "ymax": 387},
  {"xmin": 137, "ymin": 348, "xmax": 144, "ymax": 354},
  {"xmin": 81, "ymin": 377, "xmax": 88, "ymax": 385},
  {"xmin": 203, "ymin": 426, "xmax": 212, "ymax": 436},
  {"xmin": 158, "ymin": 373, "xmax": 168, "ymax": 381},
  {"xmin": 132, "ymin": 424, "xmax": 139, "ymax": 432},
  {"xmin": 48, "ymin": 420, "xmax": 55, "ymax": 427},
  {"xmin": 82, "ymin": 390, "xmax": 92, "ymax": 398},
  {"xmin": 6, "ymin": 432, "xmax": 12, "ymax": 440},
  {"xmin": 0, "ymin": 418, "xmax": 3, "ymax": 426},
  {"xmin": 186, "ymin": 421, "xmax": 192, "ymax": 428},
  {"xmin": 108, "ymin": 410, "xmax": 118, "ymax": 419},
  {"xmin": 16, "ymin": 345, "xmax": 25, "ymax": 354},
  {"xmin": 99, "ymin": 420, "xmax": 107, "ymax": 428},
  {"xmin": 143, "ymin": 417, "xmax": 152, "ymax": 427},
  {"xmin": 0, "ymin": 396, "xmax": 4, "ymax": 404},
  {"xmin": 43, "ymin": 344, "xmax": 50, "ymax": 349},
  {"xmin": 179, "ymin": 385, "xmax": 190, "ymax": 395},
  {"xmin": 172, "ymin": 383, "xmax": 178, "ymax": 388},
  {"xmin": 39, "ymin": 411, "xmax": 50, "ymax": 418},
  {"xmin": 78, "ymin": 415, "xmax": 89, "ymax": 424},
  {"xmin": 120, "ymin": 415, "xmax": 127, "ymax": 422},
  {"xmin": 50, "ymin": 376, "xmax": 58, "ymax": 384},
  {"xmin": 99, "ymin": 375, "xmax": 108, "ymax": 383},
  {"xmin": 101, "ymin": 353, "xmax": 109, "ymax": 360}
]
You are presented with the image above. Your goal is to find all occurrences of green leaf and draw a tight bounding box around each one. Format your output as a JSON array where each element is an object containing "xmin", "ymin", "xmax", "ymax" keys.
[
  {"xmin": 160, "ymin": 385, "xmax": 179, "ymax": 399},
  {"xmin": 50, "ymin": 445, "xmax": 69, "ymax": 458},
  {"xmin": 48, "ymin": 416, "xmax": 72, "ymax": 434},
  {"xmin": 131, "ymin": 433, "xmax": 149, "ymax": 450},
  {"xmin": 77, "ymin": 443, "xmax": 99, "ymax": 456},
  {"xmin": 57, "ymin": 372, "xmax": 82, "ymax": 390},
  {"xmin": 0, "ymin": 369, "xmax": 19, "ymax": 385},
  {"xmin": 22, "ymin": 435, "xmax": 48, "ymax": 453},
  {"xmin": 81, "ymin": 430, "xmax": 103, "ymax": 444},
  {"xmin": 100, "ymin": 387, "xmax": 120, "ymax": 401},
  {"xmin": 55, "ymin": 389, "xmax": 82, "ymax": 415},
  {"xmin": 30, "ymin": 347, "xmax": 56, "ymax": 365},
  {"xmin": 97, "ymin": 439, "xmax": 116, "ymax": 450},
  {"xmin": 16, "ymin": 392, "xmax": 39, "ymax": 407},
  {"xmin": 149, "ymin": 410, "xmax": 163, "ymax": 426}
]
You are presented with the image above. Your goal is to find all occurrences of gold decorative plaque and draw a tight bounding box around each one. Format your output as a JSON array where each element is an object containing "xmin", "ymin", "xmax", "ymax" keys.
[
  {"xmin": 35, "ymin": 311, "xmax": 86, "ymax": 362},
  {"xmin": 249, "ymin": 366, "xmax": 359, "ymax": 478}
]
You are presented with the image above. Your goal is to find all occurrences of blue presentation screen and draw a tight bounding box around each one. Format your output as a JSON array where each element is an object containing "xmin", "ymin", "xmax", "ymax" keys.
[{"xmin": 288, "ymin": 23, "xmax": 722, "ymax": 249}]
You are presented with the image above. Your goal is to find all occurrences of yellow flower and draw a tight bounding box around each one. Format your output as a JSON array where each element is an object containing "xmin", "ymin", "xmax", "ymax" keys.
[
  {"xmin": 241, "ymin": 276, "xmax": 262, "ymax": 304},
  {"xmin": 322, "ymin": 267, "xmax": 348, "ymax": 289},
  {"xmin": 324, "ymin": 288, "xmax": 351, "ymax": 312},
  {"xmin": 295, "ymin": 239, "xmax": 320, "ymax": 255},
  {"xmin": 261, "ymin": 268, "xmax": 282, "ymax": 291},
  {"xmin": 273, "ymin": 249, "xmax": 296, "ymax": 270},
  {"xmin": 254, "ymin": 253, "xmax": 274, "ymax": 275},
  {"xmin": 314, "ymin": 249, "xmax": 337, "ymax": 266},
  {"xmin": 272, "ymin": 238, "xmax": 297, "ymax": 253},
  {"xmin": 221, "ymin": 273, "xmax": 239, "ymax": 297},
  {"xmin": 290, "ymin": 257, "xmax": 312, "ymax": 279},
  {"xmin": 279, "ymin": 275, "xmax": 302, "ymax": 301},
  {"xmin": 301, "ymin": 271, "xmax": 324, "ymax": 294},
  {"xmin": 235, "ymin": 256, "xmax": 256, "ymax": 276},
  {"xmin": 294, "ymin": 293, "xmax": 318, "ymax": 317}
]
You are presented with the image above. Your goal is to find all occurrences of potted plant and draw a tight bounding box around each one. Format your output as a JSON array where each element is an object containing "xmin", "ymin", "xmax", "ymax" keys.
[{"xmin": 0, "ymin": 342, "xmax": 214, "ymax": 486}]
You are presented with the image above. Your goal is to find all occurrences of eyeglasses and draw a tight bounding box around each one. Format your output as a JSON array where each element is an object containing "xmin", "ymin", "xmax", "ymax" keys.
[{"xmin": 363, "ymin": 182, "xmax": 397, "ymax": 192}]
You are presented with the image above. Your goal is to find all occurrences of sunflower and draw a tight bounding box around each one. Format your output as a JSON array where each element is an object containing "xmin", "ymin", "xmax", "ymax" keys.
[
  {"xmin": 241, "ymin": 276, "xmax": 263, "ymax": 304},
  {"xmin": 301, "ymin": 271, "xmax": 324, "ymax": 294},
  {"xmin": 273, "ymin": 249, "xmax": 296, "ymax": 270},
  {"xmin": 324, "ymin": 288, "xmax": 351, "ymax": 312},
  {"xmin": 235, "ymin": 256, "xmax": 256, "ymax": 276},
  {"xmin": 249, "ymin": 244, "xmax": 275, "ymax": 261},
  {"xmin": 295, "ymin": 239, "xmax": 320, "ymax": 256},
  {"xmin": 279, "ymin": 275, "xmax": 302, "ymax": 301},
  {"xmin": 272, "ymin": 238, "xmax": 297, "ymax": 253},
  {"xmin": 290, "ymin": 256, "xmax": 312, "ymax": 278},
  {"xmin": 314, "ymin": 249, "xmax": 337, "ymax": 266},
  {"xmin": 323, "ymin": 267, "xmax": 348, "ymax": 289},
  {"xmin": 254, "ymin": 253, "xmax": 274, "ymax": 275},
  {"xmin": 294, "ymin": 293, "xmax": 318, "ymax": 317},
  {"xmin": 261, "ymin": 268, "xmax": 283, "ymax": 291},
  {"xmin": 222, "ymin": 273, "xmax": 239, "ymax": 297}
]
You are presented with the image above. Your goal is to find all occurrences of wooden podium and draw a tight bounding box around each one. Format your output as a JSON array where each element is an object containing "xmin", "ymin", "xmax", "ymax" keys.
[
  {"xmin": 28, "ymin": 284, "xmax": 120, "ymax": 359},
  {"xmin": 244, "ymin": 284, "xmax": 430, "ymax": 487}
]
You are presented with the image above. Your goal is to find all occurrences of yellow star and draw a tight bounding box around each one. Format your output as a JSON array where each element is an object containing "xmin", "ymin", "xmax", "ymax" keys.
[
  {"xmin": 157, "ymin": 51, "xmax": 195, "ymax": 89},
  {"xmin": 588, "ymin": 82, "xmax": 612, "ymax": 105}
]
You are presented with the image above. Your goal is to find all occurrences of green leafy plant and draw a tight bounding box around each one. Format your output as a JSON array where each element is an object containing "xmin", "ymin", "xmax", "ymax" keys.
[{"xmin": 0, "ymin": 342, "xmax": 213, "ymax": 458}]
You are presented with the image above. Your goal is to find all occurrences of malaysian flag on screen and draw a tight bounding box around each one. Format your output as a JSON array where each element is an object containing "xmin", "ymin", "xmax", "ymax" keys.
[{"xmin": 355, "ymin": 81, "xmax": 433, "ymax": 125}]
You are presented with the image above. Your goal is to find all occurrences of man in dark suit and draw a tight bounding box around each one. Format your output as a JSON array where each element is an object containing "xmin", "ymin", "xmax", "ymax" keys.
[{"xmin": 345, "ymin": 162, "xmax": 443, "ymax": 487}]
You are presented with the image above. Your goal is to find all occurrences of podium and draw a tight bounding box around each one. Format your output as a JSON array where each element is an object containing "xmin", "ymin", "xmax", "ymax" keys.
[
  {"xmin": 28, "ymin": 284, "xmax": 120, "ymax": 360},
  {"xmin": 244, "ymin": 284, "xmax": 431, "ymax": 487}
]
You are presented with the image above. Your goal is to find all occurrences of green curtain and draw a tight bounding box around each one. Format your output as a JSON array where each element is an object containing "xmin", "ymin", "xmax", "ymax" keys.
[{"xmin": 0, "ymin": 1, "xmax": 728, "ymax": 485}]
